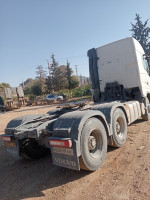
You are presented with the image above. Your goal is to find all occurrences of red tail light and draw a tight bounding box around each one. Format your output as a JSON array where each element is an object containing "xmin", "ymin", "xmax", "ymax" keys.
[
  {"xmin": 49, "ymin": 139, "xmax": 72, "ymax": 148},
  {"xmin": 1, "ymin": 136, "xmax": 11, "ymax": 142}
]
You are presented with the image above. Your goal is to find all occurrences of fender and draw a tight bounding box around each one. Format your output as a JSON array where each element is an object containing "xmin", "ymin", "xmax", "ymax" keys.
[
  {"xmin": 91, "ymin": 101, "xmax": 128, "ymax": 135},
  {"xmin": 5, "ymin": 114, "xmax": 44, "ymax": 135},
  {"xmin": 52, "ymin": 109, "xmax": 110, "ymax": 157}
]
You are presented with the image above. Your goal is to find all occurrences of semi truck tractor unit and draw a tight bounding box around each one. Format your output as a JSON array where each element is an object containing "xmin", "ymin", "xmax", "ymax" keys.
[{"xmin": 1, "ymin": 37, "xmax": 150, "ymax": 171}]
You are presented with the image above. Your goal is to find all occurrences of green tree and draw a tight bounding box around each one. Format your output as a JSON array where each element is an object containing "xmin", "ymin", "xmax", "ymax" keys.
[
  {"xmin": 66, "ymin": 60, "xmax": 79, "ymax": 90},
  {"xmin": 130, "ymin": 14, "xmax": 150, "ymax": 56},
  {"xmin": 54, "ymin": 65, "xmax": 67, "ymax": 91},
  {"xmin": 45, "ymin": 56, "xmax": 79, "ymax": 94},
  {"xmin": 66, "ymin": 60, "xmax": 72, "ymax": 90},
  {"xmin": 24, "ymin": 86, "xmax": 32, "ymax": 95},
  {"xmin": 46, "ymin": 54, "xmax": 59, "ymax": 92},
  {"xmin": 49, "ymin": 54, "xmax": 58, "ymax": 77},
  {"xmin": 21, "ymin": 78, "xmax": 35, "ymax": 88},
  {"xmin": 36, "ymin": 65, "xmax": 47, "ymax": 93},
  {"xmin": 31, "ymin": 81, "xmax": 42, "ymax": 96},
  {"xmin": 36, "ymin": 65, "xmax": 47, "ymax": 80},
  {"xmin": 0, "ymin": 82, "xmax": 11, "ymax": 88},
  {"xmin": 45, "ymin": 76, "xmax": 53, "ymax": 93}
]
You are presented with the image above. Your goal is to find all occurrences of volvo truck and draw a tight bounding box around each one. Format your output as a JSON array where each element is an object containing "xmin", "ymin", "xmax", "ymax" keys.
[{"xmin": 1, "ymin": 37, "xmax": 150, "ymax": 171}]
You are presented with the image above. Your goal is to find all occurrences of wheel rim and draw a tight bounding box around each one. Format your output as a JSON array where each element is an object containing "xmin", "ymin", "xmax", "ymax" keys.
[
  {"xmin": 88, "ymin": 130, "xmax": 103, "ymax": 158},
  {"xmin": 115, "ymin": 116, "xmax": 124, "ymax": 139}
]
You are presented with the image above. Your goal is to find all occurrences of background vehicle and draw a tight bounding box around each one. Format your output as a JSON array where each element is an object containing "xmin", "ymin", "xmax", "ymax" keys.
[
  {"xmin": 45, "ymin": 94, "xmax": 63, "ymax": 103},
  {"xmin": 1, "ymin": 37, "xmax": 150, "ymax": 171}
]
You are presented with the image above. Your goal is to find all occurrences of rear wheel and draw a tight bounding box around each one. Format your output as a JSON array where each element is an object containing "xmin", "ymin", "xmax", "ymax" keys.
[
  {"xmin": 79, "ymin": 118, "xmax": 107, "ymax": 171},
  {"xmin": 142, "ymin": 97, "xmax": 150, "ymax": 121},
  {"xmin": 111, "ymin": 108, "xmax": 127, "ymax": 147},
  {"xmin": 142, "ymin": 114, "xmax": 150, "ymax": 121}
]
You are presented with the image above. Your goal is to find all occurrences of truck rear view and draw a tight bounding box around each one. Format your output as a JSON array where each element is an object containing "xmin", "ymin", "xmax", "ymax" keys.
[{"xmin": 1, "ymin": 37, "xmax": 150, "ymax": 171}]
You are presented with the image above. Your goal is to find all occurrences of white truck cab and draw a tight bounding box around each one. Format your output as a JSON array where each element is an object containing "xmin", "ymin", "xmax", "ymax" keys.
[
  {"xmin": 88, "ymin": 37, "xmax": 150, "ymax": 121},
  {"xmin": 96, "ymin": 37, "xmax": 150, "ymax": 98}
]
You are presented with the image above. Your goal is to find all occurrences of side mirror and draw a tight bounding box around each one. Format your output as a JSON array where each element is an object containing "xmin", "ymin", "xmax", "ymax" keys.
[
  {"xmin": 143, "ymin": 54, "xmax": 150, "ymax": 75},
  {"xmin": 144, "ymin": 54, "xmax": 150, "ymax": 64}
]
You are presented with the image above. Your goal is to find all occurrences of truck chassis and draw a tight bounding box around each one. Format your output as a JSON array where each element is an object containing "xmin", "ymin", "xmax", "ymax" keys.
[
  {"xmin": 1, "ymin": 99, "xmax": 145, "ymax": 171},
  {"xmin": 1, "ymin": 37, "xmax": 150, "ymax": 171}
]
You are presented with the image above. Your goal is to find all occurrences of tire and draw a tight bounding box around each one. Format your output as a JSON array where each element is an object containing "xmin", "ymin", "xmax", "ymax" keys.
[
  {"xmin": 79, "ymin": 118, "xmax": 107, "ymax": 171},
  {"xmin": 20, "ymin": 139, "xmax": 49, "ymax": 159},
  {"xmin": 142, "ymin": 97, "xmax": 150, "ymax": 121},
  {"xmin": 111, "ymin": 108, "xmax": 127, "ymax": 148},
  {"xmin": 142, "ymin": 114, "xmax": 150, "ymax": 121}
]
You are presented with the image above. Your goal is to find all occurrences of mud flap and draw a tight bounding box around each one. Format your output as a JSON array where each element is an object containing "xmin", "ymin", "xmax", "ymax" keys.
[
  {"xmin": 50, "ymin": 141, "xmax": 80, "ymax": 170},
  {"xmin": 5, "ymin": 141, "xmax": 20, "ymax": 158}
]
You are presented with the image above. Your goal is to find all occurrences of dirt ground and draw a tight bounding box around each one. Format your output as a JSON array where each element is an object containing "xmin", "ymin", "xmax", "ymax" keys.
[{"xmin": 0, "ymin": 105, "xmax": 150, "ymax": 200}]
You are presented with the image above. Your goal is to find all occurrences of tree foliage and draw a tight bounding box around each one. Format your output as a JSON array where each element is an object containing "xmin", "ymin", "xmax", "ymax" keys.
[
  {"xmin": 46, "ymin": 55, "xmax": 78, "ymax": 92},
  {"xmin": 130, "ymin": 14, "xmax": 150, "ymax": 56},
  {"xmin": 23, "ymin": 55, "xmax": 83, "ymax": 98},
  {"xmin": 36, "ymin": 65, "xmax": 47, "ymax": 93},
  {"xmin": 45, "ymin": 76, "xmax": 53, "ymax": 94},
  {"xmin": 0, "ymin": 82, "xmax": 11, "ymax": 89},
  {"xmin": 21, "ymin": 78, "xmax": 35, "ymax": 88},
  {"xmin": 24, "ymin": 86, "xmax": 32, "ymax": 95},
  {"xmin": 46, "ymin": 54, "xmax": 59, "ymax": 92},
  {"xmin": 36, "ymin": 65, "xmax": 47, "ymax": 80},
  {"xmin": 49, "ymin": 54, "xmax": 58, "ymax": 78},
  {"xmin": 31, "ymin": 81, "xmax": 42, "ymax": 96},
  {"xmin": 66, "ymin": 60, "xmax": 79, "ymax": 90},
  {"xmin": 54, "ymin": 65, "xmax": 68, "ymax": 91}
]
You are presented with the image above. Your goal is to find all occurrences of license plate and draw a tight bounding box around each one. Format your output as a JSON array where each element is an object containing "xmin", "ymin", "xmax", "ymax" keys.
[
  {"xmin": 5, "ymin": 141, "xmax": 17, "ymax": 147},
  {"xmin": 5, "ymin": 142, "xmax": 19, "ymax": 158},
  {"xmin": 52, "ymin": 147, "xmax": 74, "ymax": 155}
]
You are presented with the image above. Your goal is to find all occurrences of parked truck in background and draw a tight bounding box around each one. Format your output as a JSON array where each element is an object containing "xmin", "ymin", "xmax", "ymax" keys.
[{"xmin": 1, "ymin": 37, "xmax": 150, "ymax": 171}]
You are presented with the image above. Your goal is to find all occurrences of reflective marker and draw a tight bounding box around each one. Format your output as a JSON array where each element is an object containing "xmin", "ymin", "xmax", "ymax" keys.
[{"xmin": 49, "ymin": 139, "xmax": 72, "ymax": 148}]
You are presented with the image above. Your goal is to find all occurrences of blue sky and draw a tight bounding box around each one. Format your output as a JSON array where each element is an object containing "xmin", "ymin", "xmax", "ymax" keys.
[{"xmin": 1, "ymin": 0, "xmax": 150, "ymax": 87}]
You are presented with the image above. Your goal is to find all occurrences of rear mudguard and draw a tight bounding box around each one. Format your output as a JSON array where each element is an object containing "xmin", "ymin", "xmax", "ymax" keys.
[
  {"xmin": 5, "ymin": 114, "xmax": 44, "ymax": 136},
  {"xmin": 91, "ymin": 101, "xmax": 128, "ymax": 133},
  {"xmin": 3, "ymin": 114, "xmax": 44, "ymax": 158},
  {"xmin": 50, "ymin": 109, "xmax": 110, "ymax": 170}
]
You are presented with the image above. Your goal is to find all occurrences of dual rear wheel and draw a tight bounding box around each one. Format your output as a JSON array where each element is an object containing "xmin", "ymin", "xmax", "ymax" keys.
[
  {"xmin": 79, "ymin": 108, "xmax": 127, "ymax": 171},
  {"xmin": 79, "ymin": 118, "xmax": 107, "ymax": 171},
  {"xmin": 111, "ymin": 108, "xmax": 127, "ymax": 147}
]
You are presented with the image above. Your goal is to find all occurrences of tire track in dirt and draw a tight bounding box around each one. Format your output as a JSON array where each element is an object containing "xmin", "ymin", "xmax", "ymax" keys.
[{"xmin": 0, "ymin": 106, "xmax": 150, "ymax": 200}]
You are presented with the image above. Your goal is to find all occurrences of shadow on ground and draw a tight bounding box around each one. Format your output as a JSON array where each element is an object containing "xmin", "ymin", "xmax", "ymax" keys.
[
  {"xmin": 0, "ymin": 133, "xmax": 129, "ymax": 200},
  {"xmin": 0, "ymin": 145, "xmax": 89, "ymax": 200}
]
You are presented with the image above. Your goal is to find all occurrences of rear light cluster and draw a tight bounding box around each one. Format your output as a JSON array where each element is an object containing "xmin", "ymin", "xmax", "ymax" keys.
[
  {"xmin": 1, "ymin": 136, "xmax": 12, "ymax": 142},
  {"xmin": 49, "ymin": 139, "xmax": 72, "ymax": 148}
]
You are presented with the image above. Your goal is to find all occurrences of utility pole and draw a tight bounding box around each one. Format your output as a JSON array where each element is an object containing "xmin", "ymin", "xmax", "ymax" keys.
[
  {"xmin": 79, "ymin": 74, "xmax": 83, "ymax": 86},
  {"xmin": 75, "ymin": 65, "xmax": 79, "ymax": 81},
  {"xmin": 75, "ymin": 65, "xmax": 81, "ymax": 86}
]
